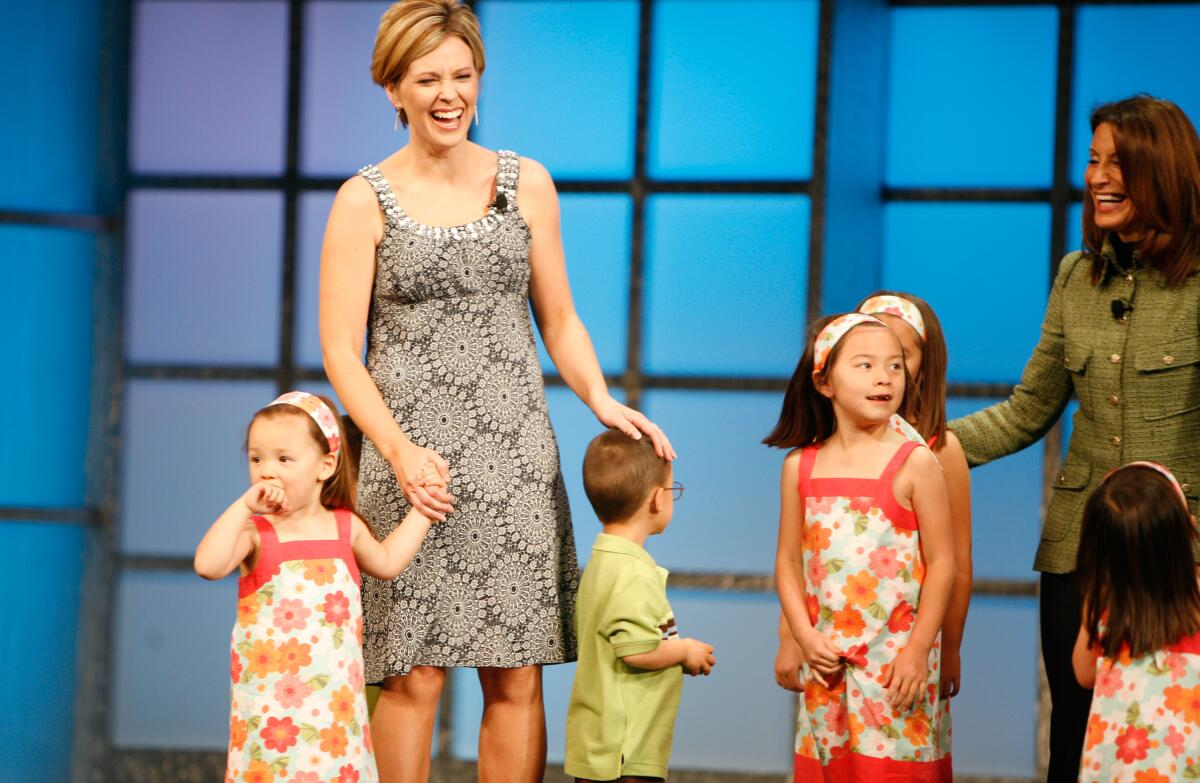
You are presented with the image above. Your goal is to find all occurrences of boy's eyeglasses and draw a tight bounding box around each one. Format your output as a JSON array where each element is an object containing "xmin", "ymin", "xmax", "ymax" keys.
[{"xmin": 664, "ymin": 482, "xmax": 684, "ymax": 501}]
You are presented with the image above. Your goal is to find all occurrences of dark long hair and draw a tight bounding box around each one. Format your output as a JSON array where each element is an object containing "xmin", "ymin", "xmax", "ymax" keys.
[
  {"xmin": 855, "ymin": 290, "xmax": 948, "ymax": 447},
  {"xmin": 1084, "ymin": 95, "xmax": 1200, "ymax": 286},
  {"xmin": 1077, "ymin": 464, "xmax": 1200, "ymax": 659},
  {"xmin": 763, "ymin": 315, "xmax": 909, "ymax": 448}
]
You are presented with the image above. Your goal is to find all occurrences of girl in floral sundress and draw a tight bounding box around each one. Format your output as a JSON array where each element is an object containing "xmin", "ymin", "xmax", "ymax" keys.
[
  {"xmin": 1072, "ymin": 461, "xmax": 1200, "ymax": 783},
  {"xmin": 767, "ymin": 314, "xmax": 955, "ymax": 782},
  {"xmin": 195, "ymin": 392, "xmax": 441, "ymax": 783}
]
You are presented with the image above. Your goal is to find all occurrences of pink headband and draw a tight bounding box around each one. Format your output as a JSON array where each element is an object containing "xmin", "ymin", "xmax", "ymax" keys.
[
  {"xmin": 1104, "ymin": 460, "xmax": 1189, "ymax": 510},
  {"xmin": 812, "ymin": 313, "xmax": 886, "ymax": 373},
  {"xmin": 859, "ymin": 295, "xmax": 926, "ymax": 340},
  {"xmin": 270, "ymin": 391, "xmax": 342, "ymax": 457}
]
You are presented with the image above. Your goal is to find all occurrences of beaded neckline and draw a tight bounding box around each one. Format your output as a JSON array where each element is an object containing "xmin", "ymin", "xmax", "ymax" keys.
[{"xmin": 359, "ymin": 150, "xmax": 520, "ymax": 242}]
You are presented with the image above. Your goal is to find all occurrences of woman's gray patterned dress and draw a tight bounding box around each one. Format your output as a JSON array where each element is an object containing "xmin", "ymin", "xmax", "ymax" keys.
[{"xmin": 355, "ymin": 150, "xmax": 577, "ymax": 680}]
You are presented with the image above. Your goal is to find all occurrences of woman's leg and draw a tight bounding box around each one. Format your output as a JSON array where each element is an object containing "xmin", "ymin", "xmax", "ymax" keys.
[
  {"xmin": 1040, "ymin": 572, "xmax": 1093, "ymax": 783},
  {"xmin": 372, "ymin": 666, "xmax": 446, "ymax": 783},
  {"xmin": 477, "ymin": 665, "xmax": 547, "ymax": 783}
]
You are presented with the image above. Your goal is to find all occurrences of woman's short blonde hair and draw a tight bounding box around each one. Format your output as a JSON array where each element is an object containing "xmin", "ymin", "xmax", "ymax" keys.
[{"xmin": 371, "ymin": 0, "xmax": 486, "ymax": 125}]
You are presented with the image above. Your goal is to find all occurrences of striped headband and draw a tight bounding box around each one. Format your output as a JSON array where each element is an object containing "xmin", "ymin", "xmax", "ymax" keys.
[
  {"xmin": 812, "ymin": 313, "xmax": 886, "ymax": 373},
  {"xmin": 1103, "ymin": 460, "xmax": 1189, "ymax": 511},
  {"xmin": 859, "ymin": 295, "xmax": 926, "ymax": 341},
  {"xmin": 270, "ymin": 391, "xmax": 342, "ymax": 457}
]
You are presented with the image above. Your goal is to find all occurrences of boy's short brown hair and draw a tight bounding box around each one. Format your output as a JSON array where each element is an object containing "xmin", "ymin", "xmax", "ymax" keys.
[{"xmin": 582, "ymin": 429, "xmax": 670, "ymax": 524}]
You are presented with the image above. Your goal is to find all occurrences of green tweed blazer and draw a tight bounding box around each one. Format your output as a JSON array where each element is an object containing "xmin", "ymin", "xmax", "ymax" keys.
[{"xmin": 949, "ymin": 246, "xmax": 1200, "ymax": 574}]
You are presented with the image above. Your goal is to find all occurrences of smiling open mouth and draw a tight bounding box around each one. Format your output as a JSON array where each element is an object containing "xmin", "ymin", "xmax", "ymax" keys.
[
  {"xmin": 867, "ymin": 394, "xmax": 892, "ymax": 402},
  {"xmin": 432, "ymin": 108, "xmax": 464, "ymax": 128}
]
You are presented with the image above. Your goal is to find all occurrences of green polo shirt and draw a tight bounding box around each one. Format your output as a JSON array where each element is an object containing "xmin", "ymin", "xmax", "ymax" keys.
[{"xmin": 565, "ymin": 533, "xmax": 683, "ymax": 780}]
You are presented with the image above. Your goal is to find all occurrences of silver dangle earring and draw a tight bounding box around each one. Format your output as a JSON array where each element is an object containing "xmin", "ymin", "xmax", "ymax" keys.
[
  {"xmin": 394, "ymin": 106, "xmax": 403, "ymax": 132},
  {"xmin": 474, "ymin": 104, "xmax": 480, "ymax": 127}
]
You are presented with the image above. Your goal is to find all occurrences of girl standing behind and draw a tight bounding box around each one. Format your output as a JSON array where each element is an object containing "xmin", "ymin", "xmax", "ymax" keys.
[
  {"xmin": 1072, "ymin": 462, "xmax": 1200, "ymax": 782},
  {"xmin": 194, "ymin": 392, "xmax": 440, "ymax": 783},
  {"xmin": 768, "ymin": 314, "xmax": 955, "ymax": 781}
]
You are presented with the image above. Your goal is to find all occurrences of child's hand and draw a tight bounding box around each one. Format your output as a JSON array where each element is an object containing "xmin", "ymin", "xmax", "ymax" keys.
[
  {"xmin": 681, "ymin": 638, "xmax": 716, "ymax": 676},
  {"xmin": 883, "ymin": 644, "xmax": 928, "ymax": 712},
  {"xmin": 241, "ymin": 481, "xmax": 289, "ymax": 515},
  {"xmin": 940, "ymin": 645, "xmax": 961, "ymax": 698},
  {"xmin": 797, "ymin": 627, "xmax": 843, "ymax": 686},
  {"xmin": 416, "ymin": 460, "xmax": 449, "ymax": 492}
]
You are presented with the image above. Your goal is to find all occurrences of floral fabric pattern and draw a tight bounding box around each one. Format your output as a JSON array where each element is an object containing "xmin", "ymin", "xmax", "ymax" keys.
[
  {"xmin": 226, "ymin": 512, "xmax": 375, "ymax": 783},
  {"xmin": 355, "ymin": 151, "xmax": 577, "ymax": 680},
  {"xmin": 1078, "ymin": 633, "xmax": 1200, "ymax": 782},
  {"xmin": 793, "ymin": 442, "xmax": 952, "ymax": 782}
]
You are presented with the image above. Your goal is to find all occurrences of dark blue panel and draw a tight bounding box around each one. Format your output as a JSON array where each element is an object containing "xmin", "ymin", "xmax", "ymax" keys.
[
  {"xmin": 0, "ymin": 227, "xmax": 93, "ymax": 507},
  {"xmin": 887, "ymin": 7, "xmax": 1057, "ymax": 187},
  {"xmin": 0, "ymin": 522, "xmax": 84, "ymax": 782},
  {"xmin": 302, "ymin": 1, "xmax": 407, "ymax": 176},
  {"xmin": 649, "ymin": 0, "xmax": 818, "ymax": 180},
  {"xmin": 126, "ymin": 190, "xmax": 283, "ymax": 365},
  {"xmin": 883, "ymin": 203, "xmax": 1050, "ymax": 383},
  {"xmin": 535, "ymin": 194, "xmax": 631, "ymax": 374},
  {"xmin": 130, "ymin": 1, "xmax": 288, "ymax": 174},
  {"xmin": 644, "ymin": 195, "xmax": 810, "ymax": 376},
  {"xmin": 120, "ymin": 379, "xmax": 278, "ymax": 556},
  {"xmin": 641, "ymin": 390, "xmax": 783, "ymax": 574},
  {"xmin": 947, "ymin": 397, "xmax": 1043, "ymax": 581},
  {"xmin": 475, "ymin": 1, "xmax": 639, "ymax": 179},
  {"xmin": 297, "ymin": 192, "xmax": 336, "ymax": 369},
  {"xmin": 1072, "ymin": 5, "xmax": 1200, "ymax": 188},
  {"xmin": 0, "ymin": 2, "xmax": 99, "ymax": 212},
  {"xmin": 1067, "ymin": 202, "xmax": 1083, "ymax": 256}
]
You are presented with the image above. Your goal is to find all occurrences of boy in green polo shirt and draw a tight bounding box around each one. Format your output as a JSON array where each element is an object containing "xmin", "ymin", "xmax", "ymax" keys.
[{"xmin": 565, "ymin": 429, "xmax": 717, "ymax": 782}]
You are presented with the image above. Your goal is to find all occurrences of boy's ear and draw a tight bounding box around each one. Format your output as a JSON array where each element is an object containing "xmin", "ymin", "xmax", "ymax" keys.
[{"xmin": 647, "ymin": 486, "xmax": 664, "ymax": 515}]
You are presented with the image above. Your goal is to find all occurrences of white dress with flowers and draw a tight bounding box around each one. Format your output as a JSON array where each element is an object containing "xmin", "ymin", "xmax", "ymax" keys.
[
  {"xmin": 793, "ymin": 440, "xmax": 952, "ymax": 782},
  {"xmin": 226, "ymin": 509, "xmax": 376, "ymax": 783}
]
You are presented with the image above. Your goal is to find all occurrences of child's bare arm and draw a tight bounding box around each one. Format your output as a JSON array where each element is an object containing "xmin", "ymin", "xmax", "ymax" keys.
[
  {"xmin": 623, "ymin": 637, "xmax": 715, "ymax": 675},
  {"xmin": 352, "ymin": 509, "xmax": 437, "ymax": 580},
  {"xmin": 194, "ymin": 482, "xmax": 280, "ymax": 579},
  {"xmin": 937, "ymin": 432, "xmax": 973, "ymax": 697},
  {"xmin": 1072, "ymin": 622, "xmax": 1098, "ymax": 688}
]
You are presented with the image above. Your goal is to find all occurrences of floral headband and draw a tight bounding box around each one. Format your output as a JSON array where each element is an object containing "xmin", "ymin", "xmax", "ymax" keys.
[
  {"xmin": 859, "ymin": 295, "xmax": 926, "ymax": 341},
  {"xmin": 812, "ymin": 313, "xmax": 886, "ymax": 373},
  {"xmin": 270, "ymin": 391, "xmax": 342, "ymax": 457},
  {"xmin": 1103, "ymin": 460, "xmax": 1189, "ymax": 511}
]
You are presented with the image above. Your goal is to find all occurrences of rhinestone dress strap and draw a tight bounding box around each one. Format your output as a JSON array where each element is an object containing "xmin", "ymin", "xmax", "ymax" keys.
[
  {"xmin": 495, "ymin": 149, "xmax": 520, "ymax": 210},
  {"xmin": 358, "ymin": 164, "xmax": 400, "ymax": 230}
]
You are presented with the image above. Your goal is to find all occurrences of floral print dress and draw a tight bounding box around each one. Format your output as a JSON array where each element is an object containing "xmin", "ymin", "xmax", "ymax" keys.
[
  {"xmin": 1078, "ymin": 630, "xmax": 1200, "ymax": 782},
  {"xmin": 793, "ymin": 440, "xmax": 952, "ymax": 782},
  {"xmin": 226, "ymin": 510, "xmax": 376, "ymax": 783}
]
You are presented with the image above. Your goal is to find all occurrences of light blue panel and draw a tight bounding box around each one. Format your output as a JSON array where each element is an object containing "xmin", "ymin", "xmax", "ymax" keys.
[
  {"xmin": 475, "ymin": 1, "xmax": 639, "ymax": 179},
  {"xmin": 112, "ymin": 570, "xmax": 236, "ymax": 748},
  {"xmin": 1067, "ymin": 202, "xmax": 1083, "ymax": 256},
  {"xmin": 887, "ymin": 7, "xmax": 1057, "ymax": 187},
  {"xmin": 535, "ymin": 194, "xmax": 631, "ymax": 374},
  {"xmin": 0, "ymin": 522, "xmax": 85, "ymax": 782},
  {"xmin": 649, "ymin": 0, "xmax": 817, "ymax": 180},
  {"xmin": 450, "ymin": 659, "xmax": 577, "ymax": 763},
  {"xmin": 0, "ymin": 2, "xmax": 99, "ymax": 211},
  {"xmin": 297, "ymin": 192, "xmax": 336, "ymax": 369},
  {"xmin": 641, "ymin": 390, "xmax": 782, "ymax": 574},
  {"xmin": 1072, "ymin": 5, "xmax": 1200, "ymax": 188},
  {"xmin": 947, "ymin": 398, "xmax": 1043, "ymax": 581},
  {"xmin": 644, "ymin": 195, "xmax": 809, "ymax": 376},
  {"xmin": 884, "ymin": 203, "xmax": 1049, "ymax": 383},
  {"xmin": 120, "ymin": 379, "xmax": 277, "ymax": 556},
  {"xmin": 669, "ymin": 591, "xmax": 793, "ymax": 773},
  {"xmin": 0, "ymin": 227, "xmax": 93, "ymax": 507},
  {"xmin": 950, "ymin": 596, "xmax": 1038, "ymax": 778},
  {"xmin": 126, "ymin": 190, "xmax": 283, "ymax": 365},
  {"xmin": 130, "ymin": 1, "xmax": 288, "ymax": 174},
  {"xmin": 302, "ymin": 1, "xmax": 409, "ymax": 175},
  {"xmin": 1061, "ymin": 399, "xmax": 1079, "ymax": 463}
]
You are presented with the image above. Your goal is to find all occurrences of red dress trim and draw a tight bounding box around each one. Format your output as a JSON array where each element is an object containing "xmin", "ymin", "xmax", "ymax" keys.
[
  {"xmin": 238, "ymin": 508, "xmax": 360, "ymax": 598},
  {"xmin": 799, "ymin": 441, "xmax": 922, "ymax": 531},
  {"xmin": 795, "ymin": 751, "xmax": 953, "ymax": 783}
]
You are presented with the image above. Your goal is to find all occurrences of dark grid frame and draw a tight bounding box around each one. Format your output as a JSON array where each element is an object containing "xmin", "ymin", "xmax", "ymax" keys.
[{"xmin": 0, "ymin": 0, "xmax": 1182, "ymax": 780}]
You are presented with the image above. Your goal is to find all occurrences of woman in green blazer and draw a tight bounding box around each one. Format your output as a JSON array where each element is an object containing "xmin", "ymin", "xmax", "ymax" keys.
[{"xmin": 950, "ymin": 95, "xmax": 1200, "ymax": 783}]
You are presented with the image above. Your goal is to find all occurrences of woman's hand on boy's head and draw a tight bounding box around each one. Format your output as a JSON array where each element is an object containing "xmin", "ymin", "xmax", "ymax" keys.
[{"xmin": 242, "ymin": 481, "xmax": 290, "ymax": 515}]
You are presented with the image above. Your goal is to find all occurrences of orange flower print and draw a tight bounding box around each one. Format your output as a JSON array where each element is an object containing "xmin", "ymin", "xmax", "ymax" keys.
[
  {"xmin": 272, "ymin": 598, "xmax": 311, "ymax": 633},
  {"xmin": 886, "ymin": 601, "xmax": 915, "ymax": 633},
  {"xmin": 806, "ymin": 556, "xmax": 828, "ymax": 588},
  {"xmin": 846, "ymin": 713, "xmax": 864, "ymax": 746},
  {"xmin": 319, "ymin": 724, "xmax": 349, "ymax": 758},
  {"xmin": 229, "ymin": 715, "xmax": 248, "ymax": 752},
  {"xmin": 1131, "ymin": 771, "xmax": 1171, "ymax": 783},
  {"xmin": 1113, "ymin": 725, "xmax": 1152, "ymax": 764},
  {"xmin": 841, "ymin": 571, "xmax": 878, "ymax": 609},
  {"xmin": 1093, "ymin": 662, "xmax": 1125, "ymax": 698},
  {"xmin": 803, "ymin": 523, "xmax": 832, "ymax": 555},
  {"xmin": 330, "ymin": 685, "xmax": 356, "ymax": 724},
  {"xmin": 912, "ymin": 557, "xmax": 925, "ymax": 584},
  {"xmin": 244, "ymin": 639, "xmax": 281, "ymax": 679},
  {"xmin": 860, "ymin": 698, "xmax": 888, "ymax": 729},
  {"xmin": 303, "ymin": 559, "xmax": 337, "ymax": 586},
  {"xmin": 276, "ymin": 638, "xmax": 313, "ymax": 675},
  {"xmin": 260, "ymin": 716, "xmax": 299, "ymax": 753},
  {"xmin": 1165, "ymin": 683, "xmax": 1200, "ymax": 724},
  {"xmin": 902, "ymin": 710, "xmax": 930, "ymax": 746},
  {"xmin": 797, "ymin": 733, "xmax": 818, "ymax": 759},
  {"xmin": 1084, "ymin": 714, "xmax": 1108, "ymax": 751},
  {"xmin": 806, "ymin": 594, "xmax": 820, "ymax": 624},
  {"xmin": 832, "ymin": 606, "xmax": 866, "ymax": 639},
  {"xmin": 242, "ymin": 759, "xmax": 274, "ymax": 783},
  {"xmin": 323, "ymin": 591, "xmax": 351, "ymax": 627},
  {"xmin": 237, "ymin": 593, "xmax": 261, "ymax": 628},
  {"xmin": 335, "ymin": 765, "xmax": 361, "ymax": 783},
  {"xmin": 847, "ymin": 497, "xmax": 874, "ymax": 516},
  {"xmin": 804, "ymin": 679, "xmax": 831, "ymax": 713},
  {"xmin": 231, "ymin": 649, "xmax": 243, "ymax": 684},
  {"xmin": 274, "ymin": 673, "xmax": 313, "ymax": 709}
]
